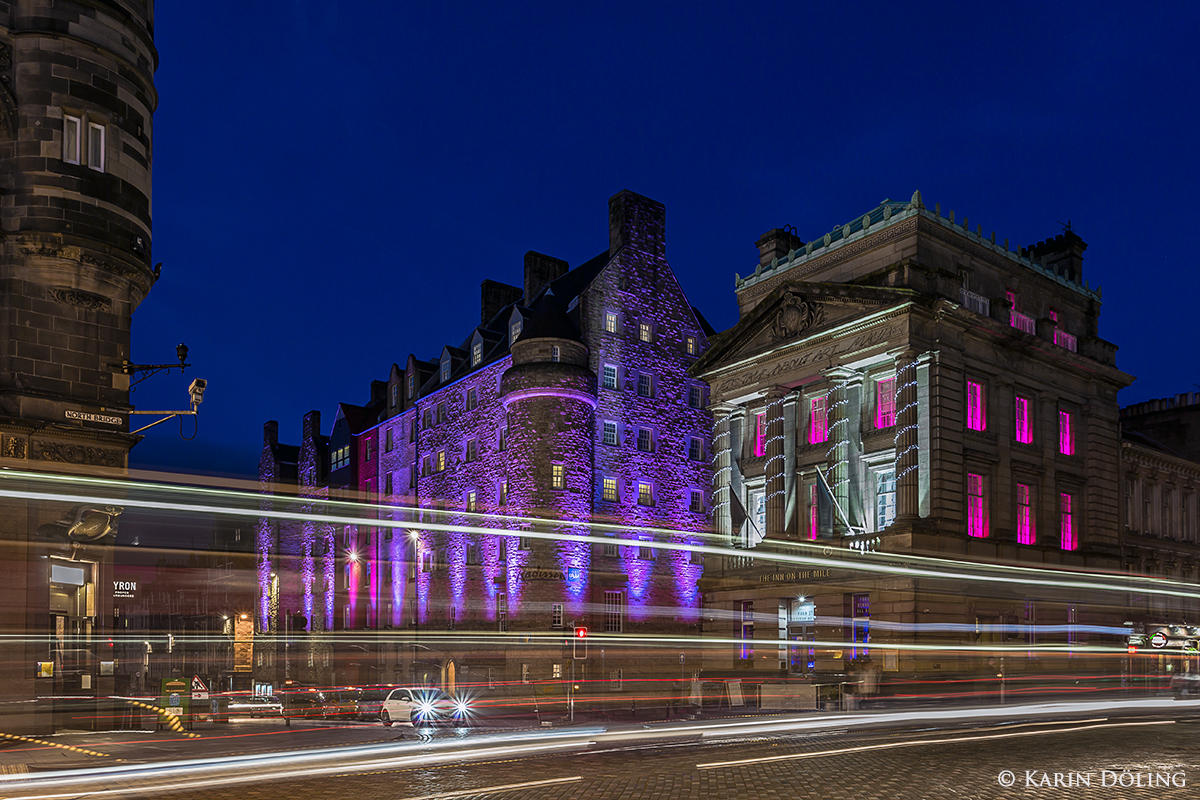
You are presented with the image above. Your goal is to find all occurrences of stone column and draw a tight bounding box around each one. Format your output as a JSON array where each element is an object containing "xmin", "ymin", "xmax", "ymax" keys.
[
  {"xmin": 894, "ymin": 349, "xmax": 920, "ymax": 519},
  {"xmin": 711, "ymin": 404, "xmax": 736, "ymax": 544},
  {"xmin": 782, "ymin": 391, "xmax": 801, "ymax": 539},
  {"xmin": 825, "ymin": 370, "xmax": 854, "ymax": 536},
  {"xmin": 765, "ymin": 388, "xmax": 788, "ymax": 539}
]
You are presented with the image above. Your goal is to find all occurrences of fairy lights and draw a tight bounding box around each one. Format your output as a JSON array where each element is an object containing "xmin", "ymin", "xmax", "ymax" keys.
[
  {"xmin": 824, "ymin": 379, "xmax": 853, "ymax": 496},
  {"xmin": 762, "ymin": 397, "xmax": 788, "ymax": 507},
  {"xmin": 710, "ymin": 410, "xmax": 735, "ymax": 525},
  {"xmin": 893, "ymin": 359, "xmax": 920, "ymax": 480}
]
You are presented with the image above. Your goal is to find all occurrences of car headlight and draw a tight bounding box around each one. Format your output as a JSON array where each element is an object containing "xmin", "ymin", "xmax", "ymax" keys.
[
  {"xmin": 417, "ymin": 702, "xmax": 435, "ymax": 718},
  {"xmin": 454, "ymin": 700, "xmax": 470, "ymax": 716}
]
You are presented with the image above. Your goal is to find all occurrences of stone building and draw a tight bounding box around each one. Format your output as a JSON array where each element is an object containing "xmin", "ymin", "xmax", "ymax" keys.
[
  {"xmin": 0, "ymin": 2, "xmax": 158, "ymax": 733},
  {"xmin": 257, "ymin": 191, "xmax": 714, "ymax": 694},
  {"xmin": 692, "ymin": 192, "xmax": 1136, "ymax": 680}
]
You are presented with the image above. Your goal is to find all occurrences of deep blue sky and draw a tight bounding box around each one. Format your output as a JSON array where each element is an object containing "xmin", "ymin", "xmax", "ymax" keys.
[{"xmin": 127, "ymin": 2, "xmax": 1200, "ymax": 479}]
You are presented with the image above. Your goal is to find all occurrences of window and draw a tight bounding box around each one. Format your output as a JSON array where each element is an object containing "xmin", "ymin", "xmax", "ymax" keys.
[
  {"xmin": 639, "ymin": 322, "xmax": 652, "ymax": 342},
  {"xmin": 602, "ymin": 421, "xmax": 619, "ymax": 446},
  {"xmin": 511, "ymin": 320, "xmax": 522, "ymax": 341},
  {"xmin": 967, "ymin": 473, "xmax": 988, "ymax": 538},
  {"xmin": 552, "ymin": 663, "xmax": 562, "ymax": 678},
  {"xmin": 602, "ymin": 477, "xmax": 618, "ymax": 502},
  {"xmin": 519, "ymin": 536, "xmax": 530, "ymax": 550},
  {"xmin": 1060, "ymin": 493, "xmax": 1076, "ymax": 550},
  {"xmin": 851, "ymin": 594, "xmax": 870, "ymax": 659},
  {"xmin": 1125, "ymin": 482, "xmax": 1133, "ymax": 530},
  {"xmin": 466, "ymin": 542, "xmax": 478, "ymax": 565},
  {"xmin": 1183, "ymin": 493, "xmax": 1191, "ymax": 542},
  {"xmin": 809, "ymin": 396, "xmax": 828, "ymax": 444},
  {"xmin": 610, "ymin": 669, "xmax": 624, "ymax": 691},
  {"xmin": 1054, "ymin": 328, "xmax": 1077, "ymax": 352},
  {"xmin": 1017, "ymin": 483, "xmax": 1035, "ymax": 545},
  {"xmin": 385, "ymin": 472, "xmax": 393, "ymax": 495},
  {"xmin": 637, "ymin": 428, "xmax": 653, "ymax": 452},
  {"xmin": 422, "ymin": 455, "xmax": 431, "ymax": 476},
  {"xmin": 498, "ymin": 479, "xmax": 507, "ymax": 507},
  {"xmin": 688, "ymin": 437, "xmax": 702, "ymax": 461},
  {"xmin": 364, "ymin": 439, "xmax": 373, "ymax": 462},
  {"xmin": 391, "ymin": 384, "xmax": 398, "ymax": 407},
  {"xmin": 638, "ymin": 540, "xmax": 654, "ymax": 560},
  {"xmin": 966, "ymin": 381, "xmax": 986, "ymax": 431},
  {"xmin": 604, "ymin": 591, "xmax": 624, "ymax": 633},
  {"xmin": 472, "ymin": 341, "xmax": 482, "ymax": 366},
  {"xmin": 1007, "ymin": 290, "xmax": 1035, "ymax": 334},
  {"xmin": 603, "ymin": 539, "xmax": 618, "ymax": 557},
  {"xmin": 498, "ymin": 426, "xmax": 507, "ymax": 451},
  {"xmin": 437, "ymin": 402, "xmax": 446, "ymax": 424},
  {"xmin": 637, "ymin": 482, "xmax": 654, "ymax": 506},
  {"xmin": 409, "ymin": 418, "xmax": 416, "ymax": 442},
  {"xmin": 63, "ymin": 115, "xmax": 81, "ymax": 164},
  {"xmin": 637, "ymin": 374, "xmax": 653, "ymax": 398},
  {"xmin": 551, "ymin": 464, "xmax": 565, "ymax": 490},
  {"xmin": 466, "ymin": 490, "xmax": 477, "ymax": 513},
  {"xmin": 441, "ymin": 360, "xmax": 450, "ymax": 382},
  {"xmin": 603, "ymin": 365, "xmax": 618, "ymax": 390},
  {"xmin": 875, "ymin": 469, "xmax": 896, "ymax": 531},
  {"xmin": 1163, "ymin": 487, "xmax": 1172, "ymax": 537},
  {"xmin": 876, "ymin": 378, "xmax": 896, "ymax": 428},
  {"xmin": 605, "ymin": 312, "xmax": 618, "ymax": 333},
  {"xmin": 497, "ymin": 593, "xmax": 508, "ymax": 632},
  {"xmin": 551, "ymin": 603, "xmax": 564, "ymax": 629},
  {"xmin": 1058, "ymin": 410, "xmax": 1074, "ymax": 455},
  {"xmin": 385, "ymin": 428, "xmax": 393, "ymax": 452},
  {"xmin": 741, "ymin": 601, "xmax": 754, "ymax": 659},
  {"xmin": 689, "ymin": 490, "xmax": 703, "ymax": 513},
  {"xmin": 686, "ymin": 336, "xmax": 697, "ymax": 355},
  {"xmin": 754, "ymin": 412, "xmax": 767, "ymax": 457},
  {"xmin": 437, "ymin": 450, "xmax": 445, "ymax": 472},
  {"xmin": 423, "ymin": 408, "xmax": 433, "ymax": 429},
  {"xmin": 1049, "ymin": 309, "xmax": 1059, "ymax": 323},
  {"xmin": 687, "ymin": 385, "xmax": 704, "ymax": 409},
  {"xmin": 466, "ymin": 388, "xmax": 477, "ymax": 410},
  {"xmin": 809, "ymin": 483, "xmax": 819, "ymax": 540},
  {"xmin": 1014, "ymin": 396, "xmax": 1032, "ymax": 444},
  {"xmin": 87, "ymin": 122, "xmax": 104, "ymax": 171},
  {"xmin": 466, "ymin": 438, "xmax": 477, "ymax": 462},
  {"xmin": 407, "ymin": 374, "xmax": 415, "ymax": 399}
]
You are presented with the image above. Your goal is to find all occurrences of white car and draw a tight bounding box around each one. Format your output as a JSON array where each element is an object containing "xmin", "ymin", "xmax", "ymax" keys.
[
  {"xmin": 227, "ymin": 695, "xmax": 283, "ymax": 718},
  {"xmin": 380, "ymin": 687, "xmax": 456, "ymax": 727}
]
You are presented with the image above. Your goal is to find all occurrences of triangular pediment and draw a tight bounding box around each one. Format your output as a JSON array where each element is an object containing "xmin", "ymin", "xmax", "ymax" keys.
[{"xmin": 693, "ymin": 281, "xmax": 918, "ymax": 374}]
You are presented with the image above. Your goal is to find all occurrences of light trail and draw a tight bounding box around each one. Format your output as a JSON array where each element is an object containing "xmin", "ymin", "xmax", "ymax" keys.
[{"xmin": 391, "ymin": 777, "xmax": 582, "ymax": 800}]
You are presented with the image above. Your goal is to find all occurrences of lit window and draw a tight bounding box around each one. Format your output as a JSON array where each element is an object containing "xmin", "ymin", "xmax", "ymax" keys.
[
  {"xmin": 754, "ymin": 411, "xmax": 766, "ymax": 457},
  {"xmin": 1058, "ymin": 410, "xmax": 1074, "ymax": 455},
  {"xmin": 637, "ymin": 374, "xmax": 653, "ymax": 397},
  {"xmin": 876, "ymin": 469, "xmax": 896, "ymax": 531},
  {"xmin": 1054, "ymin": 328, "xmax": 1077, "ymax": 352},
  {"xmin": 87, "ymin": 122, "xmax": 104, "ymax": 171},
  {"xmin": 966, "ymin": 381, "xmax": 986, "ymax": 431},
  {"xmin": 637, "ymin": 482, "xmax": 653, "ymax": 506},
  {"xmin": 466, "ymin": 388, "xmax": 477, "ymax": 410},
  {"xmin": 498, "ymin": 479, "xmax": 507, "ymax": 507},
  {"xmin": 690, "ymin": 490, "xmax": 703, "ymax": 513},
  {"xmin": 472, "ymin": 341, "xmax": 482, "ymax": 366},
  {"xmin": 466, "ymin": 438, "xmax": 477, "ymax": 462},
  {"xmin": 603, "ymin": 365, "xmax": 618, "ymax": 390},
  {"xmin": 967, "ymin": 473, "xmax": 988, "ymax": 538},
  {"xmin": 551, "ymin": 603, "xmax": 564, "ymax": 628},
  {"xmin": 688, "ymin": 386, "xmax": 703, "ymax": 409},
  {"xmin": 1017, "ymin": 483, "xmax": 1035, "ymax": 545},
  {"xmin": 876, "ymin": 378, "xmax": 896, "ymax": 428},
  {"xmin": 602, "ymin": 421, "xmax": 618, "ymax": 446},
  {"xmin": 437, "ymin": 450, "xmax": 445, "ymax": 472},
  {"xmin": 552, "ymin": 663, "xmax": 562, "ymax": 678},
  {"xmin": 639, "ymin": 322, "xmax": 652, "ymax": 342},
  {"xmin": 688, "ymin": 437, "xmax": 702, "ymax": 461},
  {"xmin": 602, "ymin": 477, "xmax": 618, "ymax": 502},
  {"xmin": 1015, "ymin": 396, "xmax": 1032, "ymax": 444},
  {"xmin": 551, "ymin": 464, "xmax": 565, "ymax": 490},
  {"xmin": 63, "ymin": 115, "xmax": 81, "ymax": 164},
  {"xmin": 1049, "ymin": 309, "xmax": 1059, "ymax": 323},
  {"xmin": 1060, "ymin": 493, "xmax": 1076, "ymax": 550},
  {"xmin": 605, "ymin": 312, "xmax": 618, "ymax": 333},
  {"xmin": 497, "ymin": 593, "xmax": 508, "ymax": 632},
  {"xmin": 511, "ymin": 320, "xmax": 522, "ymax": 341},
  {"xmin": 637, "ymin": 428, "xmax": 653, "ymax": 452},
  {"xmin": 466, "ymin": 491, "xmax": 477, "ymax": 513},
  {"xmin": 686, "ymin": 336, "xmax": 697, "ymax": 355},
  {"xmin": 441, "ymin": 361, "xmax": 450, "ymax": 382},
  {"xmin": 809, "ymin": 396, "xmax": 828, "ymax": 444},
  {"xmin": 604, "ymin": 590, "xmax": 624, "ymax": 633},
  {"xmin": 809, "ymin": 483, "xmax": 818, "ymax": 540},
  {"xmin": 551, "ymin": 345, "xmax": 560, "ymax": 362}
]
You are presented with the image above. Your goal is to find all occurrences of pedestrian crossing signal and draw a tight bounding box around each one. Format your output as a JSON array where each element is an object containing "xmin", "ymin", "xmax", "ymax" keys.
[{"xmin": 573, "ymin": 626, "xmax": 588, "ymax": 659}]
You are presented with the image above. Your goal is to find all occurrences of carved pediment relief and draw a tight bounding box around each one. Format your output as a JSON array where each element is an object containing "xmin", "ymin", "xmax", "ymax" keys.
[{"xmin": 770, "ymin": 293, "xmax": 824, "ymax": 343}]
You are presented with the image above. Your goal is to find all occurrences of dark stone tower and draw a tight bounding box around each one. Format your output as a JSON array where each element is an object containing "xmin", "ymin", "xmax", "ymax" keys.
[{"xmin": 0, "ymin": 1, "xmax": 158, "ymax": 733}]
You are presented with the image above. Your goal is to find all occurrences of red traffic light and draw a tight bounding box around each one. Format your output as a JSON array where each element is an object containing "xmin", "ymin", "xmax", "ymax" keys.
[{"xmin": 575, "ymin": 626, "xmax": 588, "ymax": 638}]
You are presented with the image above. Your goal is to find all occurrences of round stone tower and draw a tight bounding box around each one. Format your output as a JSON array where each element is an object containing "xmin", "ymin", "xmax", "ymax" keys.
[{"xmin": 0, "ymin": 1, "xmax": 158, "ymax": 467}]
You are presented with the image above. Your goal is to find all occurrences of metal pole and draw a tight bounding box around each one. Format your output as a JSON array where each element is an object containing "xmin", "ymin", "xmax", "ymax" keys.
[{"xmin": 569, "ymin": 660, "xmax": 575, "ymax": 723}]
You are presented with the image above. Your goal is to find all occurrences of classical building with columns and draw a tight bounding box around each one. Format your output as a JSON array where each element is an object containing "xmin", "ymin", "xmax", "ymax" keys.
[{"xmin": 692, "ymin": 192, "xmax": 1135, "ymax": 680}]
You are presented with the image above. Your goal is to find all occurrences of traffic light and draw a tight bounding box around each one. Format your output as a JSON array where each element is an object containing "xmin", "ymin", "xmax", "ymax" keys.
[{"xmin": 573, "ymin": 626, "xmax": 588, "ymax": 659}]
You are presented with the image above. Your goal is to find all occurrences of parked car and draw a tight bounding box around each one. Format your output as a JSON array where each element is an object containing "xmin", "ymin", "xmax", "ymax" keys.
[
  {"xmin": 1170, "ymin": 672, "xmax": 1200, "ymax": 698},
  {"xmin": 282, "ymin": 689, "xmax": 327, "ymax": 721},
  {"xmin": 357, "ymin": 687, "xmax": 394, "ymax": 721},
  {"xmin": 380, "ymin": 687, "xmax": 457, "ymax": 727},
  {"xmin": 322, "ymin": 689, "xmax": 361, "ymax": 719},
  {"xmin": 227, "ymin": 695, "xmax": 283, "ymax": 718}
]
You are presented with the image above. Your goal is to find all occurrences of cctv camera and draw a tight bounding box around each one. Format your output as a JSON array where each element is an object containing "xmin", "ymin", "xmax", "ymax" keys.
[{"xmin": 188, "ymin": 378, "xmax": 207, "ymax": 404}]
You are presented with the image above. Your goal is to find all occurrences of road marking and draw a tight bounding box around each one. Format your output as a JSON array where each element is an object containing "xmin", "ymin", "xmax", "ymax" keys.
[
  {"xmin": 392, "ymin": 776, "xmax": 582, "ymax": 799},
  {"xmin": 696, "ymin": 719, "xmax": 1175, "ymax": 769}
]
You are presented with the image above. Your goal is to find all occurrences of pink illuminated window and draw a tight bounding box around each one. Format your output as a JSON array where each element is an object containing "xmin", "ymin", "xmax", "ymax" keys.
[
  {"xmin": 876, "ymin": 378, "xmax": 896, "ymax": 428},
  {"xmin": 809, "ymin": 483, "xmax": 818, "ymax": 540},
  {"xmin": 1014, "ymin": 396, "xmax": 1032, "ymax": 444},
  {"xmin": 754, "ymin": 412, "xmax": 766, "ymax": 457},
  {"xmin": 1060, "ymin": 493, "xmax": 1076, "ymax": 550},
  {"xmin": 967, "ymin": 473, "xmax": 987, "ymax": 538},
  {"xmin": 1058, "ymin": 410, "xmax": 1074, "ymax": 455},
  {"xmin": 809, "ymin": 396, "xmax": 828, "ymax": 444},
  {"xmin": 1017, "ymin": 483, "xmax": 1035, "ymax": 545},
  {"xmin": 1049, "ymin": 309, "xmax": 1059, "ymax": 323},
  {"xmin": 966, "ymin": 381, "xmax": 986, "ymax": 431}
]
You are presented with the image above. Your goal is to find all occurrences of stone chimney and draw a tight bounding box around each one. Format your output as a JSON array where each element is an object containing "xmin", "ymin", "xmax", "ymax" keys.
[
  {"xmin": 302, "ymin": 410, "xmax": 321, "ymax": 444},
  {"xmin": 1026, "ymin": 230, "xmax": 1087, "ymax": 284},
  {"xmin": 609, "ymin": 189, "xmax": 665, "ymax": 258},
  {"xmin": 369, "ymin": 380, "xmax": 387, "ymax": 405},
  {"xmin": 264, "ymin": 420, "xmax": 279, "ymax": 447},
  {"xmin": 523, "ymin": 251, "xmax": 569, "ymax": 306},
  {"xmin": 481, "ymin": 279, "xmax": 524, "ymax": 325},
  {"xmin": 755, "ymin": 227, "xmax": 806, "ymax": 267}
]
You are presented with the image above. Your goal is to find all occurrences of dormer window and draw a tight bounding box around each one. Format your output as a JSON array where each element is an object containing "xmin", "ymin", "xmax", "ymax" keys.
[
  {"xmin": 407, "ymin": 373, "xmax": 414, "ymax": 399},
  {"xmin": 472, "ymin": 341, "xmax": 482, "ymax": 366},
  {"xmin": 441, "ymin": 360, "xmax": 450, "ymax": 382},
  {"xmin": 511, "ymin": 320, "xmax": 522, "ymax": 341}
]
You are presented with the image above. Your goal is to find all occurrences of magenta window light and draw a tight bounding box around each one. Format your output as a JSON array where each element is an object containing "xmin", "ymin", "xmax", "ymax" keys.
[
  {"xmin": 753, "ymin": 412, "xmax": 766, "ymax": 457},
  {"xmin": 809, "ymin": 483, "xmax": 818, "ymax": 540},
  {"xmin": 1016, "ymin": 483, "xmax": 1035, "ymax": 545},
  {"xmin": 1014, "ymin": 396, "xmax": 1032, "ymax": 444},
  {"xmin": 967, "ymin": 473, "xmax": 987, "ymax": 538},
  {"xmin": 875, "ymin": 378, "xmax": 896, "ymax": 428},
  {"xmin": 966, "ymin": 381, "xmax": 986, "ymax": 431},
  {"xmin": 1059, "ymin": 410, "xmax": 1074, "ymax": 455},
  {"xmin": 1060, "ymin": 492, "xmax": 1076, "ymax": 550},
  {"xmin": 809, "ymin": 395, "xmax": 828, "ymax": 444}
]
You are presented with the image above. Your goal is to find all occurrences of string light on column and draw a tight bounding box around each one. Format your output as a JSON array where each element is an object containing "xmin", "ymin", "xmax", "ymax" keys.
[
  {"xmin": 824, "ymin": 379, "xmax": 853, "ymax": 494},
  {"xmin": 710, "ymin": 410, "xmax": 735, "ymax": 520},
  {"xmin": 762, "ymin": 397, "xmax": 788, "ymax": 504},
  {"xmin": 893, "ymin": 359, "xmax": 920, "ymax": 479}
]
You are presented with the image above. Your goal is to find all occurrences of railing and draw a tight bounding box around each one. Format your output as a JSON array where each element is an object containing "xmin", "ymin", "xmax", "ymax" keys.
[
  {"xmin": 726, "ymin": 554, "xmax": 755, "ymax": 571},
  {"xmin": 1054, "ymin": 328, "xmax": 1078, "ymax": 352},
  {"xmin": 1010, "ymin": 310, "xmax": 1036, "ymax": 334},
  {"xmin": 960, "ymin": 288, "xmax": 989, "ymax": 316}
]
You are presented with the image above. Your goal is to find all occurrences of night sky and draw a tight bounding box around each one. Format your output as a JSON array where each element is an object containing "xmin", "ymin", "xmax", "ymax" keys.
[{"xmin": 127, "ymin": 2, "xmax": 1200, "ymax": 479}]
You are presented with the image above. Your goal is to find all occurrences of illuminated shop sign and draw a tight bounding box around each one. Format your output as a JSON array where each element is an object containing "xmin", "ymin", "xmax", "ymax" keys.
[{"xmin": 113, "ymin": 580, "xmax": 138, "ymax": 599}]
